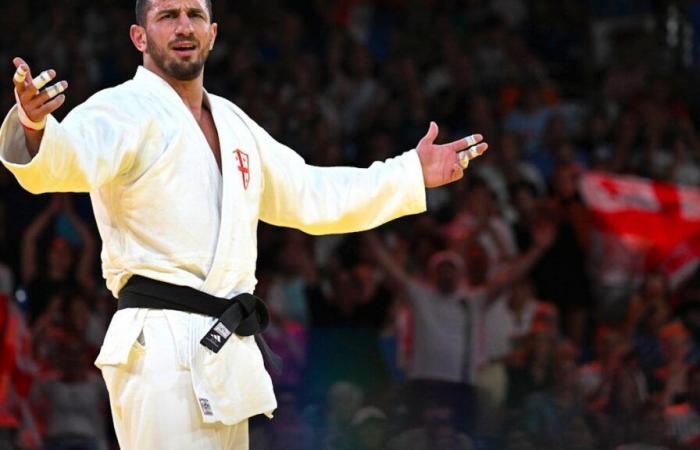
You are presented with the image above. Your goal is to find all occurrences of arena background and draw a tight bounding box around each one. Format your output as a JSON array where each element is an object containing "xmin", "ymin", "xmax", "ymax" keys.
[{"xmin": 3, "ymin": 0, "xmax": 700, "ymax": 449}]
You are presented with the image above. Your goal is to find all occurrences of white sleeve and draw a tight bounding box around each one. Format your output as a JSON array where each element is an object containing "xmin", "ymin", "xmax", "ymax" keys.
[
  {"xmin": 0, "ymin": 95, "xmax": 142, "ymax": 194},
  {"xmin": 250, "ymin": 119, "xmax": 427, "ymax": 235}
]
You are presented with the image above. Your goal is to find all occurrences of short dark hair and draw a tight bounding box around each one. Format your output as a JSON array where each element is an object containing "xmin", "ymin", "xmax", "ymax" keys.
[{"xmin": 135, "ymin": 0, "xmax": 213, "ymax": 26}]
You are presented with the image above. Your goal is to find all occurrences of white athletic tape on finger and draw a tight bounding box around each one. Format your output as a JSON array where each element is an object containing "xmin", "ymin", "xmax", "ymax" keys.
[
  {"xmin": 44, "ymin": 82, "xmax": 66, "ymax": 99},
  {"xmin": 467, "ymin": 145, "xmax": 486, "ymax": 159},
  {"xmin": 13, "ymin": 66, "xmax": 27, "ymax": 84},
  {"xmin": 459, "ymin": 151, "xmax": 470, "ymax": 169},
  {"xmin": 14, "ymin": 88, "xmax": 46, "ymax": 130},
  {"xmin": 465, "ymin": 135, "xmax": 478, "ymax": 147},
  {"xmin": 32, "ymin": 70, "xmax": 55, "ymax": 90},
  {"xmin": 458, "ymin": 145, "xmax": 486, "ymax": 169}
]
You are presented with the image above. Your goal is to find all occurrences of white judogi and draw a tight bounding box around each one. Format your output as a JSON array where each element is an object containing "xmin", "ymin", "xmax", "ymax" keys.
[{"xmin": 0, "ymin": 66, "xmax": 427, "ymax": 449}]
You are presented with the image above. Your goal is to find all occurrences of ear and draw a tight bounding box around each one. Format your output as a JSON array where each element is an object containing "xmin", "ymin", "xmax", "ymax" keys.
[
  {"xmin": 209, "ymin": 22, "xmax": 218, "ymax": 50},
  {"xmin": 130, "ymin": 24, "xmax": 148, "ymax": 53}
]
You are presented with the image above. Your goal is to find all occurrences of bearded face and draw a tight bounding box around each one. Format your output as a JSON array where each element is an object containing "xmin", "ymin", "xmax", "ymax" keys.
[
  {"xmin": 146, "ymin": 30, "xmax": 211, "ymax": 81},
  {"xmin": 136, "ymin": 0, "xmax": 217, "ymax": 81}
]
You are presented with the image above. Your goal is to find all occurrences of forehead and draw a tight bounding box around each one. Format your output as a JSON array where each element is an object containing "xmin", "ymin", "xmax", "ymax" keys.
[{"xmin": 148, "ymin": 0, "xmax": 209, "ymax": 14}]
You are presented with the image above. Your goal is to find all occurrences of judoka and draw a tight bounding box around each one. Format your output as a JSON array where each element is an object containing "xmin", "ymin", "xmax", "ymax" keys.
[{"xmin": 0, "ymin": 0, "xmax": 489, "ymax": 448}]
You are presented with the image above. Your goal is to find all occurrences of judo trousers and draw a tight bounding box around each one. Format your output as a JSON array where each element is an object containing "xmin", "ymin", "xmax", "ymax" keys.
[{"xmin": 100, "ymin": 311, "xmax": 249, "ymax": 450}]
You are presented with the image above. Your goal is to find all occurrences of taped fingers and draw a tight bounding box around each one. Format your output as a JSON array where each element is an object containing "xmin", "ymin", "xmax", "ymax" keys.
[
  {"xmin": 443, "ymin": 133, "xmax": 484, "ymax": 153},
  {"xmin": 459, "ymin": 151, "xmax": 470, "ymax": 169},
  {"xmin": 32, "ymin": 70, "xmax": 55, "ymax": 90},
  {"xmin": 44, "ymin": 81, "xmax": 67, "ymax": 99},
  {"xmin": 14, "ymin": 79, "xmax": 67, "ymax": 131},
  {"xmin": 13, "ymin": 65, "xmax": 27, "ymax": 84},
  {"xmin": 27, "ymin": 81, "xmax": 68, "ymax": 110},
  {"xmin": 458, "ymin": 143, "xmax": 488, "ymax": 169}
]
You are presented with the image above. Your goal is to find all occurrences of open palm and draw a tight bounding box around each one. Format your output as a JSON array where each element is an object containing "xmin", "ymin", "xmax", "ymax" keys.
[{"xmin": 416, "ymin": 121, "xmax": 488, "ymax": 188}]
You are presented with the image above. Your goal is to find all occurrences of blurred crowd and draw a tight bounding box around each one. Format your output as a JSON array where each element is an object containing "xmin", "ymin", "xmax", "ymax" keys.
[{"xmin": 3, "ymin": 0, "xmax": 700, "ymax": 449}]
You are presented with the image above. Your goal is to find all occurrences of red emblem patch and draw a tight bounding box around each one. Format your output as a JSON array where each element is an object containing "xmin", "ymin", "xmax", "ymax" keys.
[{"xmin": 234, "ymin": 149, "xmax": 250, "ymax": 190}]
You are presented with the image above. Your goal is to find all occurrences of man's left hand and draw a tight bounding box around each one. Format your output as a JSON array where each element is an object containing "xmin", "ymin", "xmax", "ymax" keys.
[{"xmin": 416, "ymin": 121, "xmax": 488, "ymax": 188}]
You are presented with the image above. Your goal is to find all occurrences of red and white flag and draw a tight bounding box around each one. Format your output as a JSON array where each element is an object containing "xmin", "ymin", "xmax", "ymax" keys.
[{"xmin": 579, "ymin": 172, "xmax": 700, "ymax": 289}]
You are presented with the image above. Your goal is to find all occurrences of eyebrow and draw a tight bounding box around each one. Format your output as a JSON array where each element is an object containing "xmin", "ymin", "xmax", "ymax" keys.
[{"xmin": 156, "ymin": 7, "xmax": 207, "ymax": 18}]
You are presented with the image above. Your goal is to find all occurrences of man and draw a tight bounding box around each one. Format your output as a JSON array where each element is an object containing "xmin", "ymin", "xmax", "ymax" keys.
[
  {"xmin": 1, "ymin": 1, "xmax": 488, "ymax": 449},
  {"xmin": 368, "ymin": 221, "xmax": 552, "ymax": 432},
  {"xmin": 387, "ymin": 401, "xmax": 475, "ymax": 450}
]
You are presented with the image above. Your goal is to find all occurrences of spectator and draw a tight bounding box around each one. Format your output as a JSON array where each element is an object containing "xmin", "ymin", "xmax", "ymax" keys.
[
  {"xmin": 20, "ymin": 194, "xmax": 96, "ymax": 322},
  {"xmin": 578, "ymin": 326, "xmax": 632, "ymax": 408},
  {"xmin": 483, "ymin": 278, "xmax": 544, "ymax": 366},
  {"xmin": 506, "ymin": 326, "xmax": 559, "ymax": 409},
  {"xmin": 387, "ymin": 402, "xmax": 475, "ymax": 450},
  {"xmin": 600, "ymin": 352, "xmax": 653, "ymax": 449},
  {"xmin": 530, "ymin": 165, "xmax": 592, "ymax": 342},
  {"xmin": 33, "ymin": 339, "xmax": 108, "ymax": 450},
  {"xmin": 520, "ymin": 341, "xmax": 595, "ymax": 449},
  {"xmin": 369, "ymin": 218, "xmax": 554, "ymax": 427},
  {"xmin": 321, "ymin": 382, "xmax": 365, "ymax": 450},
  {"xmin": 477, "ymin": 278, "xmax": 544, "ymax": 436},
  {"xmin": 655, "ymin": 322, "xmax": 694, "ymax": 407},
  {"xmin": 349, "ymin": 407, "xmax": 388, "ymax": 450},
  {"xmin": 665, "ymin": 363, "xmax": 700, "ymax": 449},
  {"xmin": 304, "ymin": 261, "xmax": 393, "ymax": 398}
]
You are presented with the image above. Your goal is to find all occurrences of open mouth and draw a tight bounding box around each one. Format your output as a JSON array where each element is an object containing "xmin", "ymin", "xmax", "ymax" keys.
[{"xmin": 172, "ymin": 42, "xmax": 198, "ymax": 56}]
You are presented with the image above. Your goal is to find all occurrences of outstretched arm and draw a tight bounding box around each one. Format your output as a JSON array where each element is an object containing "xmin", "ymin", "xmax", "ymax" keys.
[
  {"xmin": 482, "ymin": 220, "xmax": 556, "ymax": 304},
  {"xmin": 2, "ymin": 57, "xmax": 142, "ymax": 194},
  {"xmin": 254, "ymin": 115, "xmax": 489, "ymax": 234}
]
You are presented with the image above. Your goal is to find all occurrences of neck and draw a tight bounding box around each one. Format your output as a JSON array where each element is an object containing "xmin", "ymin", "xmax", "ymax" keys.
[{"xmin": 144, "ymin": 61, "xmax": 206, "ymax": 118}]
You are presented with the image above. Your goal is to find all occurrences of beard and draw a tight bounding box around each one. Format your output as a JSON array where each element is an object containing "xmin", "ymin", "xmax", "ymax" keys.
[{"xmin": 147, "ymin": 35, "xmax": 211, "ymax": 81}]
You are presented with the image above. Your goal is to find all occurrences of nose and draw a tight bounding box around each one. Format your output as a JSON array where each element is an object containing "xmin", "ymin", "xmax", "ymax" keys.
[{"xmin": 175, "ymin": 11, "xmax": 195, "ymax": 35}]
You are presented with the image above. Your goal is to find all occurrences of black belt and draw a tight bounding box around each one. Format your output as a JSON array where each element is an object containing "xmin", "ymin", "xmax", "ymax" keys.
[{"xmin": 118, "ymin": 275, "xmax": 282, "ymax": 374}]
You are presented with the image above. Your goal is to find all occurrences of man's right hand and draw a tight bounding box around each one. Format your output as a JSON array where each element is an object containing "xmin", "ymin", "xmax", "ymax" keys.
[{"xmin": 12, "ymin": 57, "xmax": 68, "ymax": 156}]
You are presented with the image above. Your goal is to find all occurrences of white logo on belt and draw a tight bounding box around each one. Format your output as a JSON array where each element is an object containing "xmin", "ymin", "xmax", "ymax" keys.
[{"xmin": 214, "ymin": 322, "xmax": 232, "ymax": 339}]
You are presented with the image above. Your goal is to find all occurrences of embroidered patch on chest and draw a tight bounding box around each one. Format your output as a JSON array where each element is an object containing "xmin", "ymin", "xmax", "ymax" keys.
[
  {"xmin": 199, "ymin": 398, "xmax": 214, "ymax": 416},
  {"xmin": 234, "ymin": 149, "xmax": 250, "ymax": 190}
]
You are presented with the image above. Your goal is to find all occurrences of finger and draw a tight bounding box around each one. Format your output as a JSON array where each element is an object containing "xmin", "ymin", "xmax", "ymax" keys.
[
  {"xmin": 13, "ymin": 57, "xmax": 29, "ymax": 85},
  {"xmin": 461, "ymin": 143, "xmax": 489, "ymax": 160},
  {"xmin": 419, "ymin": 121, "xmax": 439, "ymax": 147},
  {"xmin": 12, "ymin": 57, "xmax": 34, "ymax": 89},
  {"xmin": 28, "ymin": 81, "xmax": 68, "ymax": 110},
  {"xmin": 458, "ymin": 143, "xmax": 489, "ymax": 169},
  {"xmin": 459, "ymin": 151, "xmax": 470, "ymax": 169},
  {"xmin": 13, "ymin": 65, "xmax": 27, "ymax": 85},
  {"xmin": 12, "ymin": 59, "xmax": 38, "ymax": 104},
  {"xmin": 45, "ymin": 81, "xmax": 68, "ymax": 100},
  {"xmin": 32, "ymin": 70, "xmax": 56, "ymax": 90},
  {"xmin": 442, "ymin": 134, "xmax": 484, "ymax": 153},
  {"xmin": 33, "ymin": 94, "xmax": 66, "ymax": 118}
]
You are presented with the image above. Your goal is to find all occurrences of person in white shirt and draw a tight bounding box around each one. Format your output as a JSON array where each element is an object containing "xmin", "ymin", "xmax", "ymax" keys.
[
  {"xmin": 366, "ymin": 221, "xmax": 553, "ymax": 433},
  {"xmin": 1, "ymin": 1, "xmax": 489, "ymax": 449}
]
